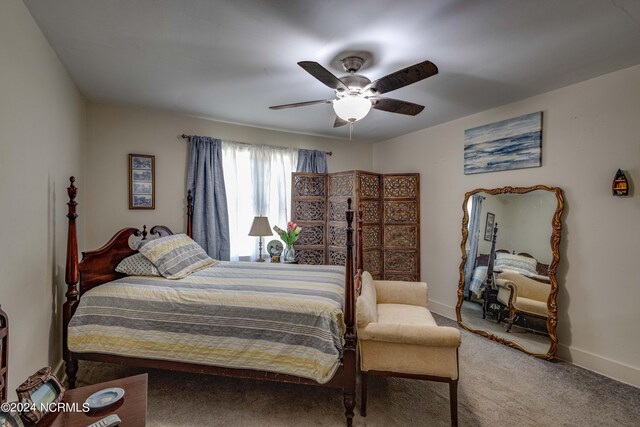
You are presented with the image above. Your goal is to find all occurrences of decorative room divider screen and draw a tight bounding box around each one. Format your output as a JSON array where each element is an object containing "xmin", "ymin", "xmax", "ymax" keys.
[{"xmin": 292, "ymin": 171, "xmax": 420, "ymax": 281}]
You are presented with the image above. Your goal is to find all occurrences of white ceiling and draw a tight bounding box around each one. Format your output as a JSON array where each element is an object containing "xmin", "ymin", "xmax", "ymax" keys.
[{"xmin": 24, "ymin": 0, "xmax": 640, "ymax": 141}]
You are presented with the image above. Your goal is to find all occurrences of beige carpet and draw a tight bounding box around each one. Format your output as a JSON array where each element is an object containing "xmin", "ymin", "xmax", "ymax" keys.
[{"xmin": 76, "ymin": 315, "xmax": 640, "ymax": 426}]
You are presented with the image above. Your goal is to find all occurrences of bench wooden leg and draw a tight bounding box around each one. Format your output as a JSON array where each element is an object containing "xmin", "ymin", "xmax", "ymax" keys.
[
  {"xmin": 360, "ymin": 371, "xmax": 368, "ymax": 417},
  {"xmin": 450, "ymin": 379, "xmax": 458, "ymax": 427}
]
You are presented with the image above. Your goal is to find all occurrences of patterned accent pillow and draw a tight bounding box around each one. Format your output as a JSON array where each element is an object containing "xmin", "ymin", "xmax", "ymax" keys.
[
  {"xmin": 494, "ymin": 253, "xmax": 538, "ymax": 276},
  {"xmin": 138, "ymin": 234, "xmax": 217, "ymax": 279},
  {"xmin": 115, "ymin": 253, "xmax": 160, "ymax": 276}
]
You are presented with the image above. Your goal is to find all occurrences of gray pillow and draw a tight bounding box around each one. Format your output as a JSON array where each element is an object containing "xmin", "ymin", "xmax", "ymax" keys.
[
  {"xmin": 115, "ymin": 253, "xmax": 160, "ymax": 276},
  {"xmin": 138, "ymin": 233, "xmax": 217, "ymax": 279}
]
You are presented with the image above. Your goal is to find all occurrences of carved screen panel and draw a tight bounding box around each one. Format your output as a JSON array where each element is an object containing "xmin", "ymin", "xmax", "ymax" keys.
[
  {"xmin": 292, "ymin": 171, "xmax": 419, "ymax": 278},
  {"xmin": 292, "ymin": 173, "xmax": 327, "ymax": 264},
  {"xmin": 383, "ymin": 175, "xmax": 418, "ymax": 198},
  {"xmin": 327, "ymin": 172, "xmax": 356, "ymax": 266},
  {"xmin": 296, "ymin": 224, "xmax": 325, "ymax": 246},
  {"xmin": 326, "ymin": 171, "xmax": 382, "ymax": 272},
  {"xmin": 364, "ymin": 250, "xmax": 382, "ymax": 279},
  {"xmin": 384, "ymin": 225, "xmax": 418, "ymax": 248},
  {"xmin": 384, "ymin": 200, "xmax": 418, "ymax": 223},
  {"xmin": 361, "ymin": 199, "xmax": 381, "ymax": 223},
  {"xmin": 296, "ymin": 249, "xmax": 325, "ymax": 265},
  {"xmin": 356, "ymin": 172, "xmax": 382, "ymax": 275},
  {"xmin": 329, "ymin": 174, "xmax": 354, "ymax": 197},
  {"xmin": 383, "ymin": 174, "xmax": 420, "ymax": 281}
]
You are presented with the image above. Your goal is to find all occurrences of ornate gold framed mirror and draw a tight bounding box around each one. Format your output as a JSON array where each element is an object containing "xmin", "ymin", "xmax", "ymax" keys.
[{"xmin": 456, "ymin": 185, "xmax": 564, "ymax": 359}]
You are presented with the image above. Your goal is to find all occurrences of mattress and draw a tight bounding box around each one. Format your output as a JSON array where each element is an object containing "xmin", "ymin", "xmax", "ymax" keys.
[{"xmin": 68, "ymin": 261, "xmax": 346, "ymax": 383}]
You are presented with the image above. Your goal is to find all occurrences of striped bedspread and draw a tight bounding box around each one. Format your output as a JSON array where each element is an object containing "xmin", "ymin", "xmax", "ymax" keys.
[{"xmin": 68, "ymin": 261, "xmax": 346, "ymax": 383}]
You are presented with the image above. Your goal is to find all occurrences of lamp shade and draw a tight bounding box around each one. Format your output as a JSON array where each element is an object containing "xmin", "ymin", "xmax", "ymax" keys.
[
  {"xmin": 333, "ymin": 95, "xmax": 372, "ymax": 122},
  {"xmin": 248, "ymin": 216, "xmax": 273, "ymax": 236}
]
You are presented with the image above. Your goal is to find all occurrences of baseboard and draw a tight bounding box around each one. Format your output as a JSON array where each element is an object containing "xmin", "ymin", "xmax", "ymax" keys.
[
  {"xmin": 429, "ymin": 298, "xmax": 640, "ymax": 389},
  {"xmin": 428, "ymin": 300, "xmax": 457, "ymax": 320},
  {"xmin": 556, "ymin": 344, "xmax": 640, "ymax": 388},
  {"xmin": 54, "ymin": 358, "xmax": 66, "ymax": 384}
]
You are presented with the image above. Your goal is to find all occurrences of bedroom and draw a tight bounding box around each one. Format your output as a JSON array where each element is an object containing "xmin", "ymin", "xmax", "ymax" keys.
[{"xmin": 1, "ymin": 0, "xmax": 639, "ymax": 426}]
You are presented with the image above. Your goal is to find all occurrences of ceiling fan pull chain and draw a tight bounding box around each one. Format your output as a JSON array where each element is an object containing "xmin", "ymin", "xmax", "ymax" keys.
[{"xmin": 349, "ymin": 122, "xmax": 353, "ymax": 140}]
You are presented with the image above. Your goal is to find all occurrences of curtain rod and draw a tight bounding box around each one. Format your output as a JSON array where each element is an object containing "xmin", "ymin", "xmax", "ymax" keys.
[{"xmin": 180, "ymin": 134, "xmax": 332, "ymax": 156}]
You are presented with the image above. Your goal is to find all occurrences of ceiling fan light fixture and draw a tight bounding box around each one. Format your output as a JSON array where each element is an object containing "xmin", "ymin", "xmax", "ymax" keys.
[{"xmin": 333, "ymin": 95, "xmax": 371, "ymax": 123}]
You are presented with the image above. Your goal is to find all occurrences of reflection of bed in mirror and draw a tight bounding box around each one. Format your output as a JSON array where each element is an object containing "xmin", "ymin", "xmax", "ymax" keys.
[
  {"xmin": 475, "ymin": 251, "xmax": 550, "ymax": 281},
  {"xmin": 457, "ymin": 185, "xmax": 564, "ymax": 359},
  {"xmin": 467, "ymin": 249, "xmax": 551, "ymax": 304}
]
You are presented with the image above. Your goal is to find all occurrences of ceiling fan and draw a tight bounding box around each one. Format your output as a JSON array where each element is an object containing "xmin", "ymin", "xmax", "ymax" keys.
[{"xmin": 269, "ymin": 56, "xmax": 438, "ymax": 128}]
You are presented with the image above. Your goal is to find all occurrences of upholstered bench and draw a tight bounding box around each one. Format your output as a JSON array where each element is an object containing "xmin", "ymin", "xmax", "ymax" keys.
[{"xmin": 356, "ymin": 272, "xmax": 461, "ymax": 426}]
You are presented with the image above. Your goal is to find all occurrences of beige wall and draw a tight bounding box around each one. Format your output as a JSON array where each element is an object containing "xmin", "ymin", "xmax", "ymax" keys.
[
  {"xmin": 0, "ymin": 0, "xmax": 86, "ymax": 400},
  {"xmin": 373, "ymin": 64, "xmax": 640, "ymax": 387},
  {"xmin": 85, "ymin": 103, "xmax": 373, "ymax": 248},
  {"xmin": 475, "ymin": 194, "xmax": 508, "ymax": 255},
  {"xmin": 476, "ymin": 192, "xmax": 556, "ymax": 264},
  {"xmin": 502, "ymin": 192, "xmax": 557, "ymax": 264}
]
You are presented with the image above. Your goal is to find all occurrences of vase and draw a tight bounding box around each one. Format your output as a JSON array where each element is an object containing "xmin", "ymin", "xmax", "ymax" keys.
[{"xmin": 283, "ymin": 244, "xmax": 296, "ymax": 263}]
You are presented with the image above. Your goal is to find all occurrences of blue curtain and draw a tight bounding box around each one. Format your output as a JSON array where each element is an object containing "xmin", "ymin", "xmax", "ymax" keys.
[
  {"xmin": 464, "ymin": 195, "xmax": 483, "ymax": 296},
  {"xmin": 296, "ymin": 149, "xmax": 328, "ymax": 173},
  {"xmin": 187, "ymin": 136, "xmax": 231, "ymax": 260}
]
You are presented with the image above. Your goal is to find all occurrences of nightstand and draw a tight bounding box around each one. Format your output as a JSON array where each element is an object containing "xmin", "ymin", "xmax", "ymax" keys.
[{"xmin": 39, "ymin": 374, "xmax": 147, "ymax": 427}]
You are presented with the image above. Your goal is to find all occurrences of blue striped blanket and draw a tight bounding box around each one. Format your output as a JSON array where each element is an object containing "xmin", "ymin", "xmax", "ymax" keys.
[
  {"xmin": 469, "ymin": 266, "xmax": 487, "ymax": 298},
  {"xmin": 69, "ymin": 261, "xmax": 346, "ymax": 383}
]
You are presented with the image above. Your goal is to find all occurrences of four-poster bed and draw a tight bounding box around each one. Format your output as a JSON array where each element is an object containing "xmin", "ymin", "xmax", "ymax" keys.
[{"xmin": 62, "ymin": 177, "xmax": 362, "ymax": 425}]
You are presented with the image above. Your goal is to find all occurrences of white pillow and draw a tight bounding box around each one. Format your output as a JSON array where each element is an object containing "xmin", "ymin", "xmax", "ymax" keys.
[
  {"xmin": 115, "ymin": 253, "xmax": 160, "ymax": 276},
  {"xmin": 494, "ymin": 253, "xmax": 538, "ymax": 276},
  {"xmin": 138, "ymin": 234, "xmax": 217, "ymax": 279}
]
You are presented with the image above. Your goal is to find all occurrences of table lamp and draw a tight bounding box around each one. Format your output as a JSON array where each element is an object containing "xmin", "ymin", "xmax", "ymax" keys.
[{"xmin": 248, "ymin": 216, "xmax": 273, "ymax": 262}]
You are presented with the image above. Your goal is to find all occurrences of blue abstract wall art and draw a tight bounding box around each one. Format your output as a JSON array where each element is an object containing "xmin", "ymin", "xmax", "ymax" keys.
[{"xmin": 464, "ymin": 112, "xmax": 542, "ymax": 174}]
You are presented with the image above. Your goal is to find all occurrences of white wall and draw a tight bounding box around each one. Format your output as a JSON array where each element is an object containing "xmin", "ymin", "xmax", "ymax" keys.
[
  {"xmin": 0, "ymin": 0, "xmax": 85, "ymax": 400},
  {"xmin": 373, "ymin": 64, "xmax": 640, "ymax": 387},
  {"xmin": 85, "ymin": 103, "xmax": 373, "ymax": 248}
]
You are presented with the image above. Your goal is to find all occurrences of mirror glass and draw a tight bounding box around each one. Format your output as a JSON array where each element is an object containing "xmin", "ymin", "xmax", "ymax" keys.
[{"xmin": 457, "ymin": 187, "xmax": 563, "ymax": 358}]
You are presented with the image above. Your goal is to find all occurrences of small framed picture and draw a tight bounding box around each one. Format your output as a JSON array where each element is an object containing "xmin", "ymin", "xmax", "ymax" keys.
[
  {"xmin": 129, "ymin": 154, "xmax": 155, "ymax": 209},
  {"xmin": 484, "ymin": 212, "xmax": 495, "ymax": 241}
]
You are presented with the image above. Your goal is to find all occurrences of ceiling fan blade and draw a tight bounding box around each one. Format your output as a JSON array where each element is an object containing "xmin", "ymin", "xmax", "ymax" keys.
[
  {"xmin": 365, "ymin": 61, "xmax": 438, "ymax": 94},
  {"xmin": 298, "ymin": 61, "xmax": 349, "ymax": 91},
  {"xmin": 269, "ymin": 99, "xmax": 333, "ymax": 110},
  {"xmin": 371, "ymin": 97, "xmax": 425, "ymax": 116},
  {"xmin": 333, "ymin": 116, "xmax": 349, "ymax": 127}
]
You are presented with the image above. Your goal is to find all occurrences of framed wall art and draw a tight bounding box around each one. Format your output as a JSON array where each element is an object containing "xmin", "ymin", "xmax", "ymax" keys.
[
  {"xmin": 464, "ymin": 111, "xmax": 542, "ymax": 175},
  {"xmin": 129, "ymin": 154, "xmax": 155, "ymax": 209},
  {"xmin": 484, "ymin": 212, "xmax": 495, "ymax": 241}
]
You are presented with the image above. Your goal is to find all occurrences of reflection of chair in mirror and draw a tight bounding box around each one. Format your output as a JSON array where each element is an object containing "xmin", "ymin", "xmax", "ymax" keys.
[
  {"xmin": 356, "ymin": 272, "xmax": 461, "ymax": 426},
  {"xmin": 496, "ymin": 271, "xmax": 551, "ymax": 333}
]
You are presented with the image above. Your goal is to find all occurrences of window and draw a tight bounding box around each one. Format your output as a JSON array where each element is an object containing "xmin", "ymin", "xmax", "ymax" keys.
[{"xmin": 222, "ymin": 143, "xmax": 297, "ymax": 261}]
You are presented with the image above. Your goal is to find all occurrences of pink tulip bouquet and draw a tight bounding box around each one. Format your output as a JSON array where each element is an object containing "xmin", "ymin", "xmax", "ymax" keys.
[{"xmin": 273, "ymin": 221, "xmax": 302, "ymax": 247}]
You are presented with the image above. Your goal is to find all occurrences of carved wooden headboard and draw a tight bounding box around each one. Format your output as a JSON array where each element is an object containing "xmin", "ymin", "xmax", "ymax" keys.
[{"xmin": 0, "ymin": 306, "xmax": 8, "ymax": 403}]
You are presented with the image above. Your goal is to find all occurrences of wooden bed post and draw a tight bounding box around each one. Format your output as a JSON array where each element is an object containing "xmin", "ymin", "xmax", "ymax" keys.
[
  {"xmin": 63, "ymin": 177, "xmax": 80, "ymax": 388},
  {"xmin": 355, "ymin": 209, "xmax": 364, "ymax": 294},
  {"xmin": 343, "ymin": 198, "xmax": 356, "ymax": 426},
  {"xmin": 187, "ymin": 189, "xmax": 193, "ymax": 238}
]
